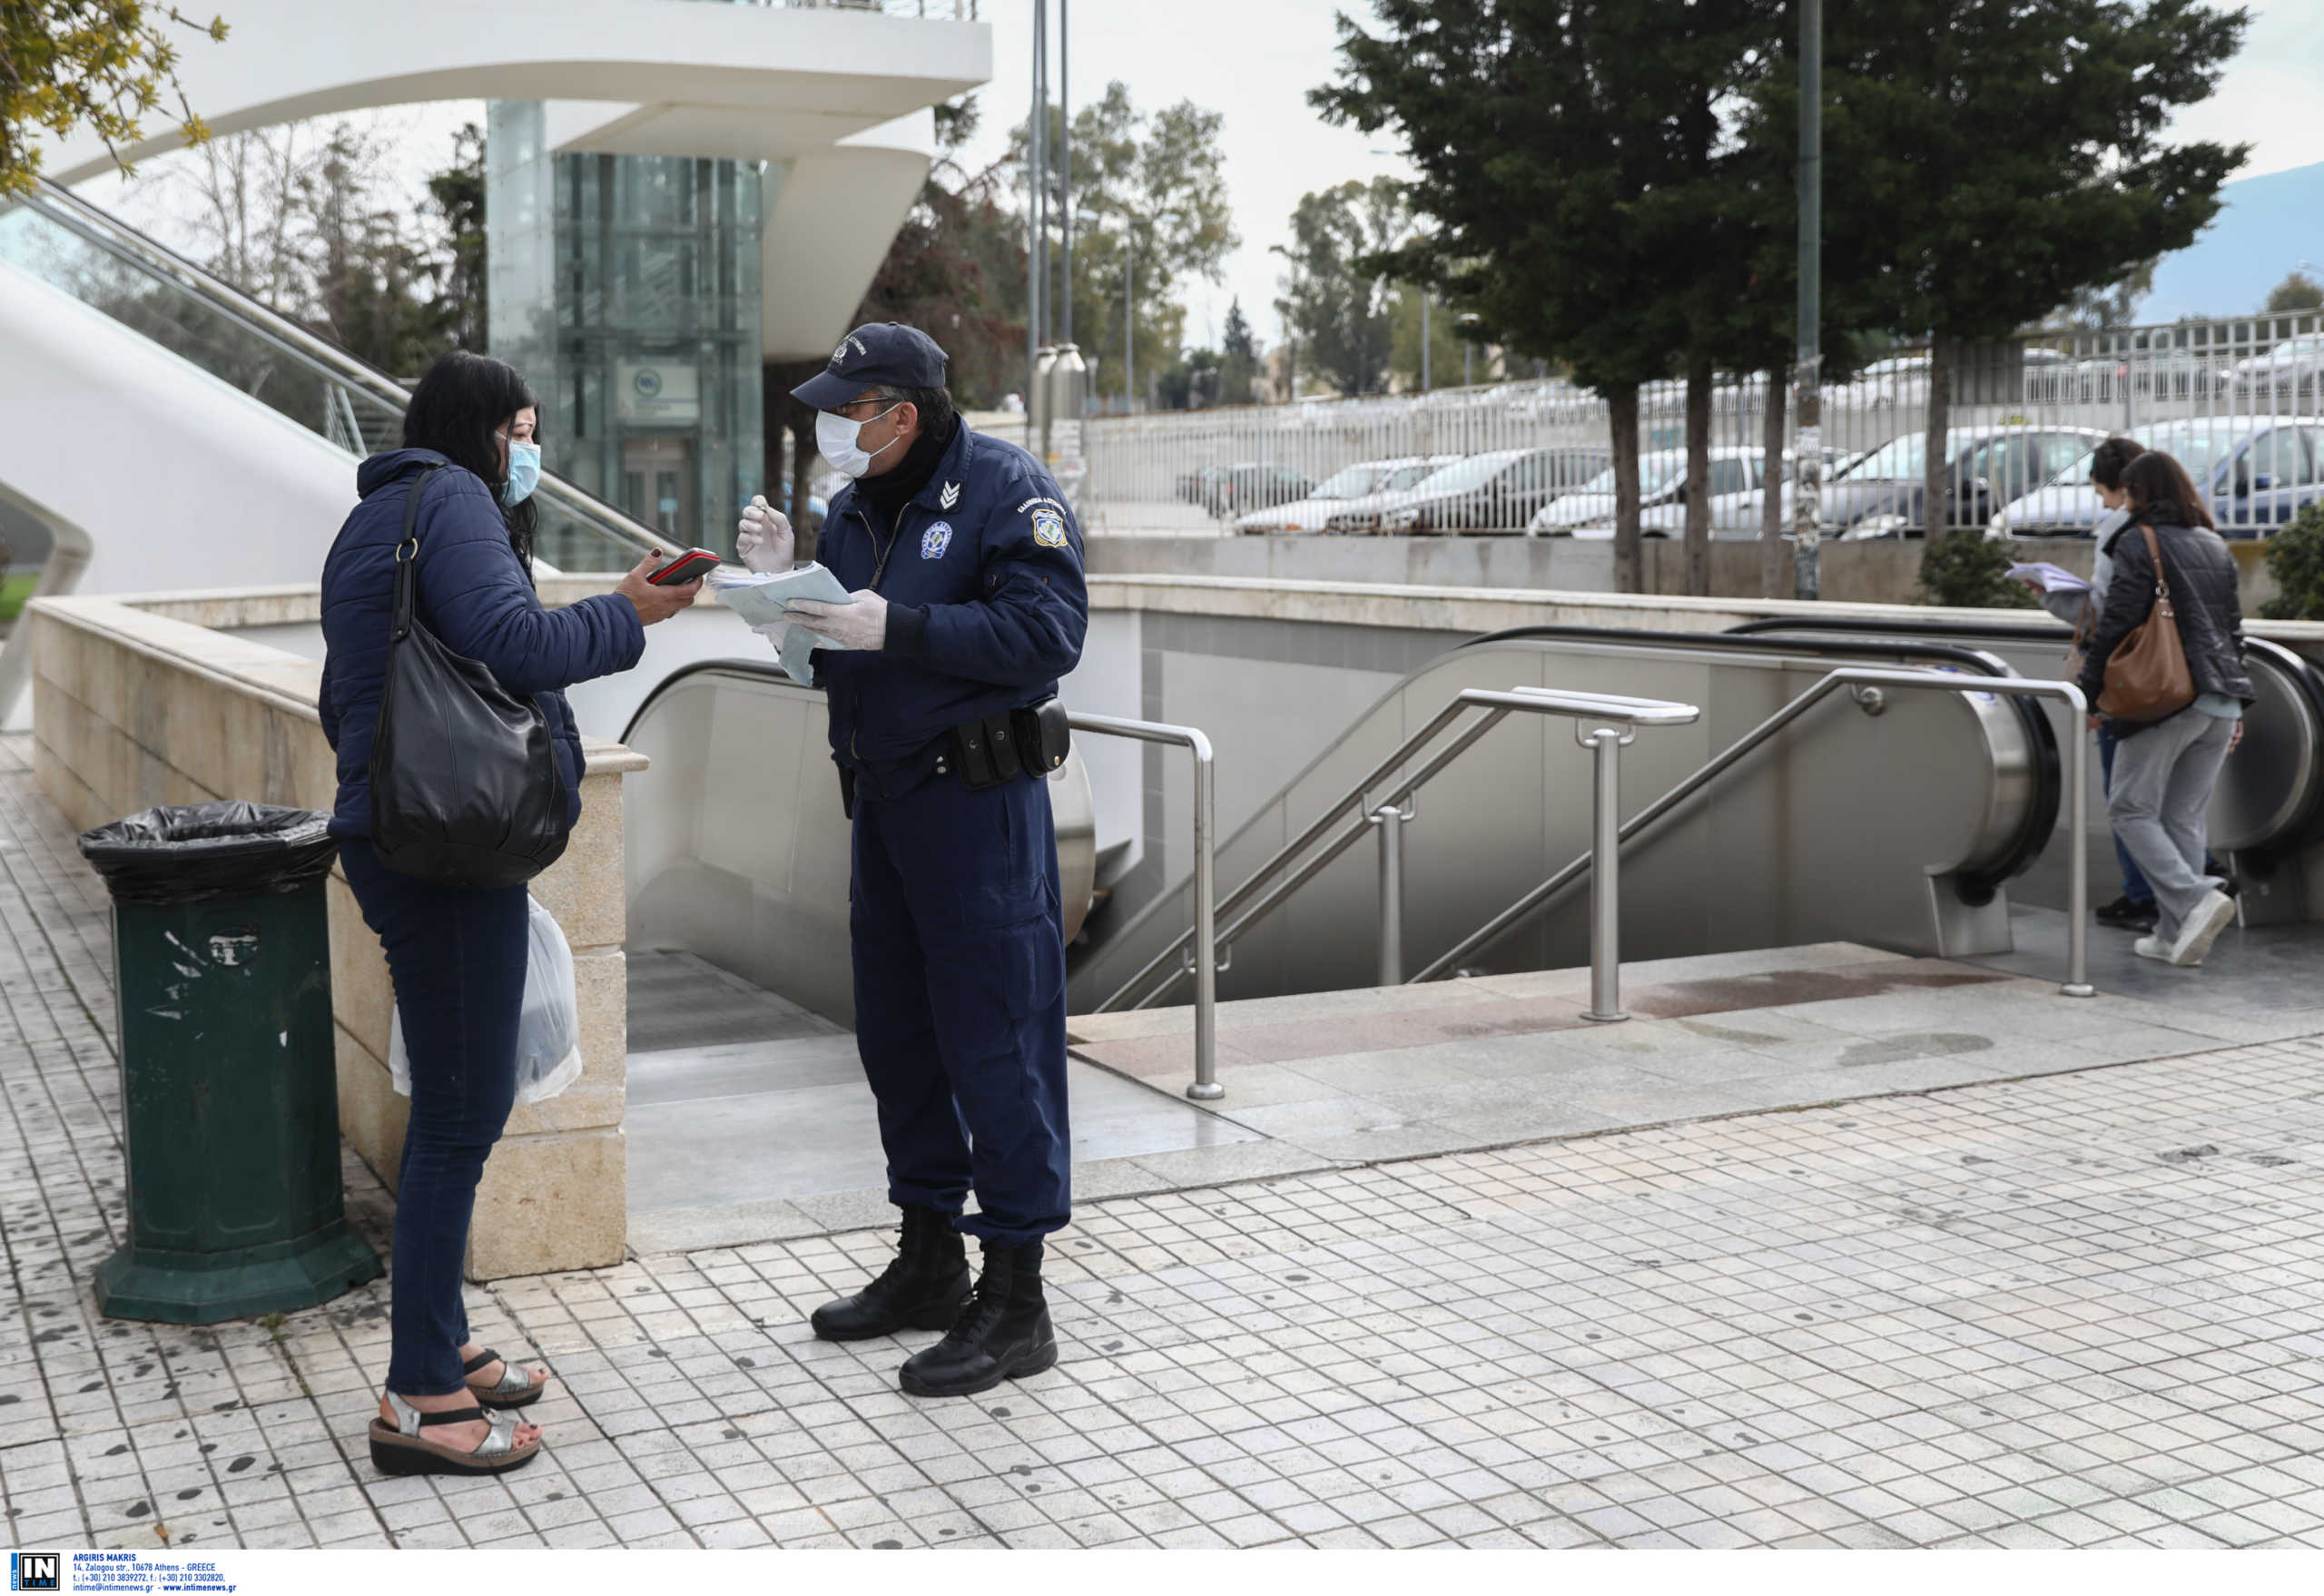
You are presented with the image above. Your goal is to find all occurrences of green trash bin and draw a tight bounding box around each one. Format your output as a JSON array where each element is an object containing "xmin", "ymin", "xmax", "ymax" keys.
[{"xmin": 79, "ymin": 802, "xmax": 381, "ymax": 1324}]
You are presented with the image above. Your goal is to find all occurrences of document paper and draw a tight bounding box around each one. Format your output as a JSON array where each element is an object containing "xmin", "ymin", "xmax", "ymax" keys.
[
  {"xmin": 711, "ymin": 563, "xmax": 854, "ymax": 686},
  {"xmin": 2004, "ymin": 561, "xmax": 2091, "ymax": 595}
]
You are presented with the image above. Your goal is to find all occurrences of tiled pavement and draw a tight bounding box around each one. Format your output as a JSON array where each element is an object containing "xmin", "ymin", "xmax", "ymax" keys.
[{"xmin": 8, "ymin": 734, "xmax": 2324, "ymax": 1550}]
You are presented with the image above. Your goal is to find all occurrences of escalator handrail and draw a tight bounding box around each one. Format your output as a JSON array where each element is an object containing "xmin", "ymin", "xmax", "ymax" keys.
[
  {"xmin": 1731, "ymin": 613, "xmax": 2324, "ymax": 863},
  {"xmin": 11, "ymin": 177, "xmax": 661, "ymax": 562},
  {"xmin": 1098, "ymin": 626, "xmax": 2058, "ymax": 1013},
  {"xmin": 619, "ymin": 655, "xmax": 819, "ymax": 745}
]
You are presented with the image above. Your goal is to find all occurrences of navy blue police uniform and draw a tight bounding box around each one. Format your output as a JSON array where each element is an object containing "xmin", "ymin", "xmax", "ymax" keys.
[{"xmin": 798, "ymin": 338, "xmax": 1088, "ymax": 1253}]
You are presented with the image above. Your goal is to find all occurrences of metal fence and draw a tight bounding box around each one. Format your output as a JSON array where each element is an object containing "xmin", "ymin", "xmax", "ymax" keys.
[{"xmin": 1081, "ymin": 310, "xmax": 2324, "ymax": 537}]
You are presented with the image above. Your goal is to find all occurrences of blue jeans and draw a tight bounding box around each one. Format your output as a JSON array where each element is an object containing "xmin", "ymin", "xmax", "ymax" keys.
[{"xmin": 338, "ymin": 836, "xmax": 528, "ymax": 1395}]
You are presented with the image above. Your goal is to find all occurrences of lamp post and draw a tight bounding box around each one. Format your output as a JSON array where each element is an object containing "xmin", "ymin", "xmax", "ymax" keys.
[
  {"xmin": 1059, "ymin": 0, "xmax": 1071, "ymax": 347},
  {"xmin": 1791, "ymin": 0, "xmax": 1823, "ymax": 600}
]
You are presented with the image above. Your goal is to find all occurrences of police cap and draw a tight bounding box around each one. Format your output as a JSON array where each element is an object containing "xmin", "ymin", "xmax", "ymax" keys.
[{"xmin": 790, "ymin": 322, "xmax": 950, "ymax": 411}]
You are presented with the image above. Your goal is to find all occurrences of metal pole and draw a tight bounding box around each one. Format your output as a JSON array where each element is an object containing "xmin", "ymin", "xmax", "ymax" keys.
[
  {"xmin": 1421, "ymin": 289, "xmax": 1432, "ymax": 393},
  {"xmin": 1791, "ymin": 0, "xmax": 1823, "ymax": 601},
  {"xmin": 1059, "ymin": 0, "xmax": 1071, "ymax": 348},
  {"xmin": 1025, "ymin": 0, "xmax": 1041, "ymax": 412},
  {"xmin": 1374, "ymin": 805, "xmax": 1406, "ymax": 985},
  {"xmin": 1125, "ymin": 232, "xmax": 1134, "ymax": 413},
  {"xmin": 1189, "ymin": 728, "xmax": 1222, "ymax": 1098},
  {"xmin": 2064, "ymin": 713, "xmax": 2094, "ymax": 997},
  {"xmin": 1581, "ymin": 728, "xmax": 1628, "ymax": 1022},
  {"xmin": 1034, "ymin": 0, "xmax": 1049, "ymax": 346}
]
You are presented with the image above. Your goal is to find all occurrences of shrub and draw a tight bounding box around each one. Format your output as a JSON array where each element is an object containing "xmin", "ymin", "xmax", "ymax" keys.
[
  {"xmin": 1919, "ymin": 530, "xmax": 2039, "ymax": 610},
  {"xmin": 2260, "ymin": 502, "xmax": 2324, "ymax": 621}
]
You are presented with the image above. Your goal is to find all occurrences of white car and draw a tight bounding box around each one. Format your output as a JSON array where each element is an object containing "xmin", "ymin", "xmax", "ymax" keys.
[
  {"xmin": 1530, "ymin": 448, "xmax": 1762, "ymax": 537},
  {"xmin": 1236, "ymin": 455, "xmax": 1457, "ymax": 534}
]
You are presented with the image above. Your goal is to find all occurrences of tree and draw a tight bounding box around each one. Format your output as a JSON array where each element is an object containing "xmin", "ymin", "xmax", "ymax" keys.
[
  {"xmin": 1017, "ymin": 82, "xmax": 1237, "ymax": 403},
  {"xmin": 2264, "ymin": 271, "xmax": 2324, "ymax": 315},
  {"xmin": 1316, "ymin": 2, "xmax": 1721, "ymax": 593},
  {"xmin": 426, "ymin": 123, "xmax": 487, "ymax": 351},
  {"xmin": 1273, "ymin": 177, "xmax": 1407, "ymax": 399},
  {"xmin": 1, "ymin": 1, "xmax": 225, "ymax": 193},
  {"xmin": 1806, "ymin": 0, "xmax": 2247, "ymax": 539},
  {"xmin": 1218, "ymin": 297, "xmax": 1260, "ymax": 407},
  {"xmin": 2052, "ymin": 259, "xmax": 2159, "ymax": 330},
  {"xmin": 1386, "ymin": 281, "xmax": 1463, "ymax": 392}
]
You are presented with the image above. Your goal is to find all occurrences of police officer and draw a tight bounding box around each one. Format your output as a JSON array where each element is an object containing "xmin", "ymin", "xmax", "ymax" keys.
[{"xmin": 736, "ymin": 323, "xmax": 1086, "ymax": 1399}]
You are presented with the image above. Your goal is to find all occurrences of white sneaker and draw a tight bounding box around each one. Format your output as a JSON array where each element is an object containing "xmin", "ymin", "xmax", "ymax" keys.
[
  {"xmin": 2133, "ymin": 935, "xmax": 2173, "ymax": 964},
  {"xmin": 2168, "ymin": 890, "xmax": 2237, "ymax": 967}
]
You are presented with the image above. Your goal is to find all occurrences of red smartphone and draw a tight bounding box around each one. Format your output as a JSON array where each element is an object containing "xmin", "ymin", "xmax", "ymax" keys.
[{"xmin": 647, "ymin": 547, "xmax": 720, "ymax": 586}]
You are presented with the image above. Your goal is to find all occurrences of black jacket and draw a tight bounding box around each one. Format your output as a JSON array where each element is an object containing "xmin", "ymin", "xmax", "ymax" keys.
[{"xmin": 2075, "ymin": 505, "xmax": 2252, "ymax": 730}]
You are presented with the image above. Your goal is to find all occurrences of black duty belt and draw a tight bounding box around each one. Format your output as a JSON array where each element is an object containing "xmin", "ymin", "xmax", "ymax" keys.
[{"xmin": 941, "ymin": 697, "xmax": 1071, "ymax": 790}]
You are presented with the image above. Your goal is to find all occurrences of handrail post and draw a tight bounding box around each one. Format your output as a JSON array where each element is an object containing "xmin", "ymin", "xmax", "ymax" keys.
[
  {"xmin": 2063, "ymin": 695, "xmax": 2095, "ymax": 998},
  {"xmin": 1372, "ymin": 803, "xmax": 1408, "ymax": 986},
  {"xmin": 1187, "ymin": 732, "xmax": 1223, "ymax": 1099},
  {"xmin": 1581, "ymin": 726, "xmax": 1630, "ymax": 1022}
]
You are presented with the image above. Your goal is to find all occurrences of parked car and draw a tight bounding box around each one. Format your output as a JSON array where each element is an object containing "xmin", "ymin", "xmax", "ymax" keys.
[
  {"xmin": 1529, "ymin": 448, "xmax": 1760, "ymax": 536},
  {"xmin": 1631, "ymin": 448, "xmax": 1856, "ymax": 539},
  {"xmin": 1820, "ymin": 424, "xmax": 2108, "ymax": 537},
  {"xmin": 1363, "ymin": 447, "xmax": 1610, "ymax": 535},
  {"xmin": 1235, "ymin": 455, "xmax": 1459, "ymax": 534},
  {"xmin": 1177, "ymin": 462, "xmax": 1311, "ymax": 517},
  {"xmin": 1990, "ymin": 417, "xmax": 2324, "ymax": 539},
  {"xmin": 2229, "ymin": 336, "xmax": 2324, "ymax": 405}
]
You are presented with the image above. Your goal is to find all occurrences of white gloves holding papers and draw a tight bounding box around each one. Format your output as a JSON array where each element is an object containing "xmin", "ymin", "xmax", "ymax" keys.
[
  {"xmin": 730, "ymin": 492, "xmax": 885, "ymax": 652},
  {"xmin": 789, "ymin": 590, "xmax": 887, "ymax": 652}
]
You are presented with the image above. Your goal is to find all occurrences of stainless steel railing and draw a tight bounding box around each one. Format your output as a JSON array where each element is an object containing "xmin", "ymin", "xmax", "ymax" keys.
[
  {"xmin": 1422, "ymin": 667, "xmax": 2099, "ymax": 999},
  {"xmin": 1068, "ymin": 712, "xmax": 1221, "ymax": 1099},
  {"xmin": 5, "ymin": 178, "xmax": 664, "ymax": 570},
  {"xmin": 1094, "ymin": 685, "xmax": 1702, "ymax": 1022}
]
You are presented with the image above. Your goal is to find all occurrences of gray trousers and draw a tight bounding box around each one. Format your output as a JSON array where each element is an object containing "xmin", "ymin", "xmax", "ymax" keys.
[{"xmin": 2104, "ymin": 711, "xmax": 2234, "ymax": 941}]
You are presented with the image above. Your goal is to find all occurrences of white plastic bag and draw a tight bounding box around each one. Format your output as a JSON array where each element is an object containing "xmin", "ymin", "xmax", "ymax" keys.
[{"xmin": 389, "ymin": 896, "xmax": 583, "ymax": 1106}]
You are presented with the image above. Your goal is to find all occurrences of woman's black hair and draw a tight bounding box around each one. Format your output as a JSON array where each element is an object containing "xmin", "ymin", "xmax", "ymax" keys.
[
  {"xmin": 2088, "ymin": 436, "xmax": 2145, "ymax": 492},
  {"xmin": 401, "ymin": 350, "xmax": 540, "ymax": 566},
  {"xmin": 2122, "ymin": 449, "xmax": 2214, "ymax": 530}
]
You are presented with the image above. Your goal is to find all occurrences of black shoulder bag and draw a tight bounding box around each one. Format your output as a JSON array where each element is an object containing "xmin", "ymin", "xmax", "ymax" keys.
[{"xmin": 368, "ymin": 467, "xmax": 574, "ymax": 887}]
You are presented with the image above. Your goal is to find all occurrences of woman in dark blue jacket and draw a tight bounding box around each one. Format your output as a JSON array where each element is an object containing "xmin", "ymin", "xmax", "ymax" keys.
[{"xmin": 320, "ymin": 352, "xmax": 698, "ymax": 1475}]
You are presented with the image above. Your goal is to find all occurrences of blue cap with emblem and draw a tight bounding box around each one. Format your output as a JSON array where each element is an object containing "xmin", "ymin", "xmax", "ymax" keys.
[{"xmin": 790, "ymin": 321, "xmax": 950, "ymax": 411}]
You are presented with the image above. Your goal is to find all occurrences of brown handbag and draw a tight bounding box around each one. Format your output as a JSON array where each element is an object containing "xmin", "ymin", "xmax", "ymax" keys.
[{"xmin": 2095, "ymin": 523, "xmax": 2197, "ymax": 723}]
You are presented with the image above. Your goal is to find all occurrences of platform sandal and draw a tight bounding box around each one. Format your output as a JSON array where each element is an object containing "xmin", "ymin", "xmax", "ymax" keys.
[
  {"xmin": 462, "ymin": 1347, "xmax": 547, "ymax": 1411},
  {"xmin": 369, "ymin": 1391, "xmax": 542, "ymax": 1477}
]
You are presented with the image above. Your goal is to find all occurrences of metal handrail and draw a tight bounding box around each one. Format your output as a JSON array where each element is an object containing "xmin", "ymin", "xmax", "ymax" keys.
[
  {"xmin": 1418, "ymin": 667, "xmax": 2098, "ymax": 999},
  {"xmin": 1095, "ymin": 685, "xmax": 1699, "ymax": 1017},
  {"xmin": 1067, "ymin": 712, "xmax": 1222, "ymax": 1098},
  {"xmin": 12, "ymin": 178, "xmax": 662, "ymax": 563}
]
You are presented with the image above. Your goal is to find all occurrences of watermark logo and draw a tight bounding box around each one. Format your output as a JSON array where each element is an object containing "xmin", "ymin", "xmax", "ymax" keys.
[{"xmin": 11, "ymin": 1552, "xmax": 60, "ymax": 1592}]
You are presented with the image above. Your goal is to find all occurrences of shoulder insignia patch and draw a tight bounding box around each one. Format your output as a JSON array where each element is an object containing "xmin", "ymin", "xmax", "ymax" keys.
[
  {"xmin": 1029, "ymin": 507, "xmax": 1068, "ymax": 548},
  {"xmin": 921, "ymin": 520, "xmax": 954, "ymax": 559}
]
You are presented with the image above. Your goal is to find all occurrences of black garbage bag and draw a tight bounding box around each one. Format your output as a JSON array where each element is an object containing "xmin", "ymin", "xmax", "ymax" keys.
[{"xmin": 79, "ymin": 803, "xmax": 338, "ymax": 907}]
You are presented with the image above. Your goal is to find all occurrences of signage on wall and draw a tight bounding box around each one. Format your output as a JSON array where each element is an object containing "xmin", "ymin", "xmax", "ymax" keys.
[{"xmin": 615, "ymin": 361, "xmax": 702, "ymax": 425}]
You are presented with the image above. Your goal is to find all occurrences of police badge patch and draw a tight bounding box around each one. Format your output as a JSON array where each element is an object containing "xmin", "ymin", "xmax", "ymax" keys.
[
  {"xmin": 921, "ymin": 521, "xmax": 954, "ymax": 559},
  {"xmin": 1029, "ymin": 507, "xmax": 1068, "ymax": 547}
]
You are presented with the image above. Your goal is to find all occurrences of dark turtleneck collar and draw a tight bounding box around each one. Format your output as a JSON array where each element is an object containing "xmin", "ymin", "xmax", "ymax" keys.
[{"xmin": 854, "ymin": 409, "xmax": 960, "ymax": 521}]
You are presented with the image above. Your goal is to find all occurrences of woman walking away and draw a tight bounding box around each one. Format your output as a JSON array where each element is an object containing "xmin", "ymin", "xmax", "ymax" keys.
[
  {"xmin": 2073, "ymin": 449, "xmax": 2250, "ymax": 968},
  {"xmin": 319, "ymin": 351, "xmax": 700, "ymax": 1474}
]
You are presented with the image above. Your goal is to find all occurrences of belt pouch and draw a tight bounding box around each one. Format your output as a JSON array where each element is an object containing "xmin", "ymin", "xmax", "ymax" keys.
[
  {"xmin": 981, "ymin": 710, "xmax": 1025, "ymax": 783},
  {"xmin": 951, "ymin": 721, "xmax": 1002, "ymax": 789},
  {"xmin": 1017, "ymin": 698, "xmax": 1072, "ymax": 773}
]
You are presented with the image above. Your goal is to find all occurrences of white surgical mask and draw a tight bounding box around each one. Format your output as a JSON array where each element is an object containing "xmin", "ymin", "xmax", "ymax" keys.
[{"xmin": 817, "ymin": 405, "xmax": 903, "ymax": 479}]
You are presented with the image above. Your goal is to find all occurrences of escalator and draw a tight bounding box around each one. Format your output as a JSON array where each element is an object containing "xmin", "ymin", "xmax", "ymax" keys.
[
  {"xmin": 0, "ymin": 177, "xmax": 666, "ymax": 719},
  {"xmin": 1728, "ymin": 616, "xmax": 2324, "ymax": 926}
]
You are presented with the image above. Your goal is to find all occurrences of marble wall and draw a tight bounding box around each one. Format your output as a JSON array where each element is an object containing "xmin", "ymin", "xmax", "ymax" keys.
[{"xmin": 24, "ymin": 592, "xmax": 643, "ymax": 1281}]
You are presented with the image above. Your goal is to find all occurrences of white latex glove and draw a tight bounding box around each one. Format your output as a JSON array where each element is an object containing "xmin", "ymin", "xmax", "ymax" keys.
[
  {"xmin": 736, "ymin": 495, "xmax": 794, "ymax": 574},
  {"xmin": 788, "ymin": 590, "xmax": 887, "ymax": 651}
]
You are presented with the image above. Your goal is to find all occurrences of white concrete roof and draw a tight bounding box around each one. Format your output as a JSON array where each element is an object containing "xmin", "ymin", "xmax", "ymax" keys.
[{"xmin": 41, "ymin": 0, "xmax": 992, "ymax": 360}]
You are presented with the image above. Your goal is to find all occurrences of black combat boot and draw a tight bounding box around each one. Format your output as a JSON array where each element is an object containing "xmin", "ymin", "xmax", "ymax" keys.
[
  {"xmin": 810, "ymin": 1204, "xmax": 970, "ymax": 1341},
  {"xmin": 898, "ymin": 1239, "xmax": 1058, "ymax": 1398}
]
